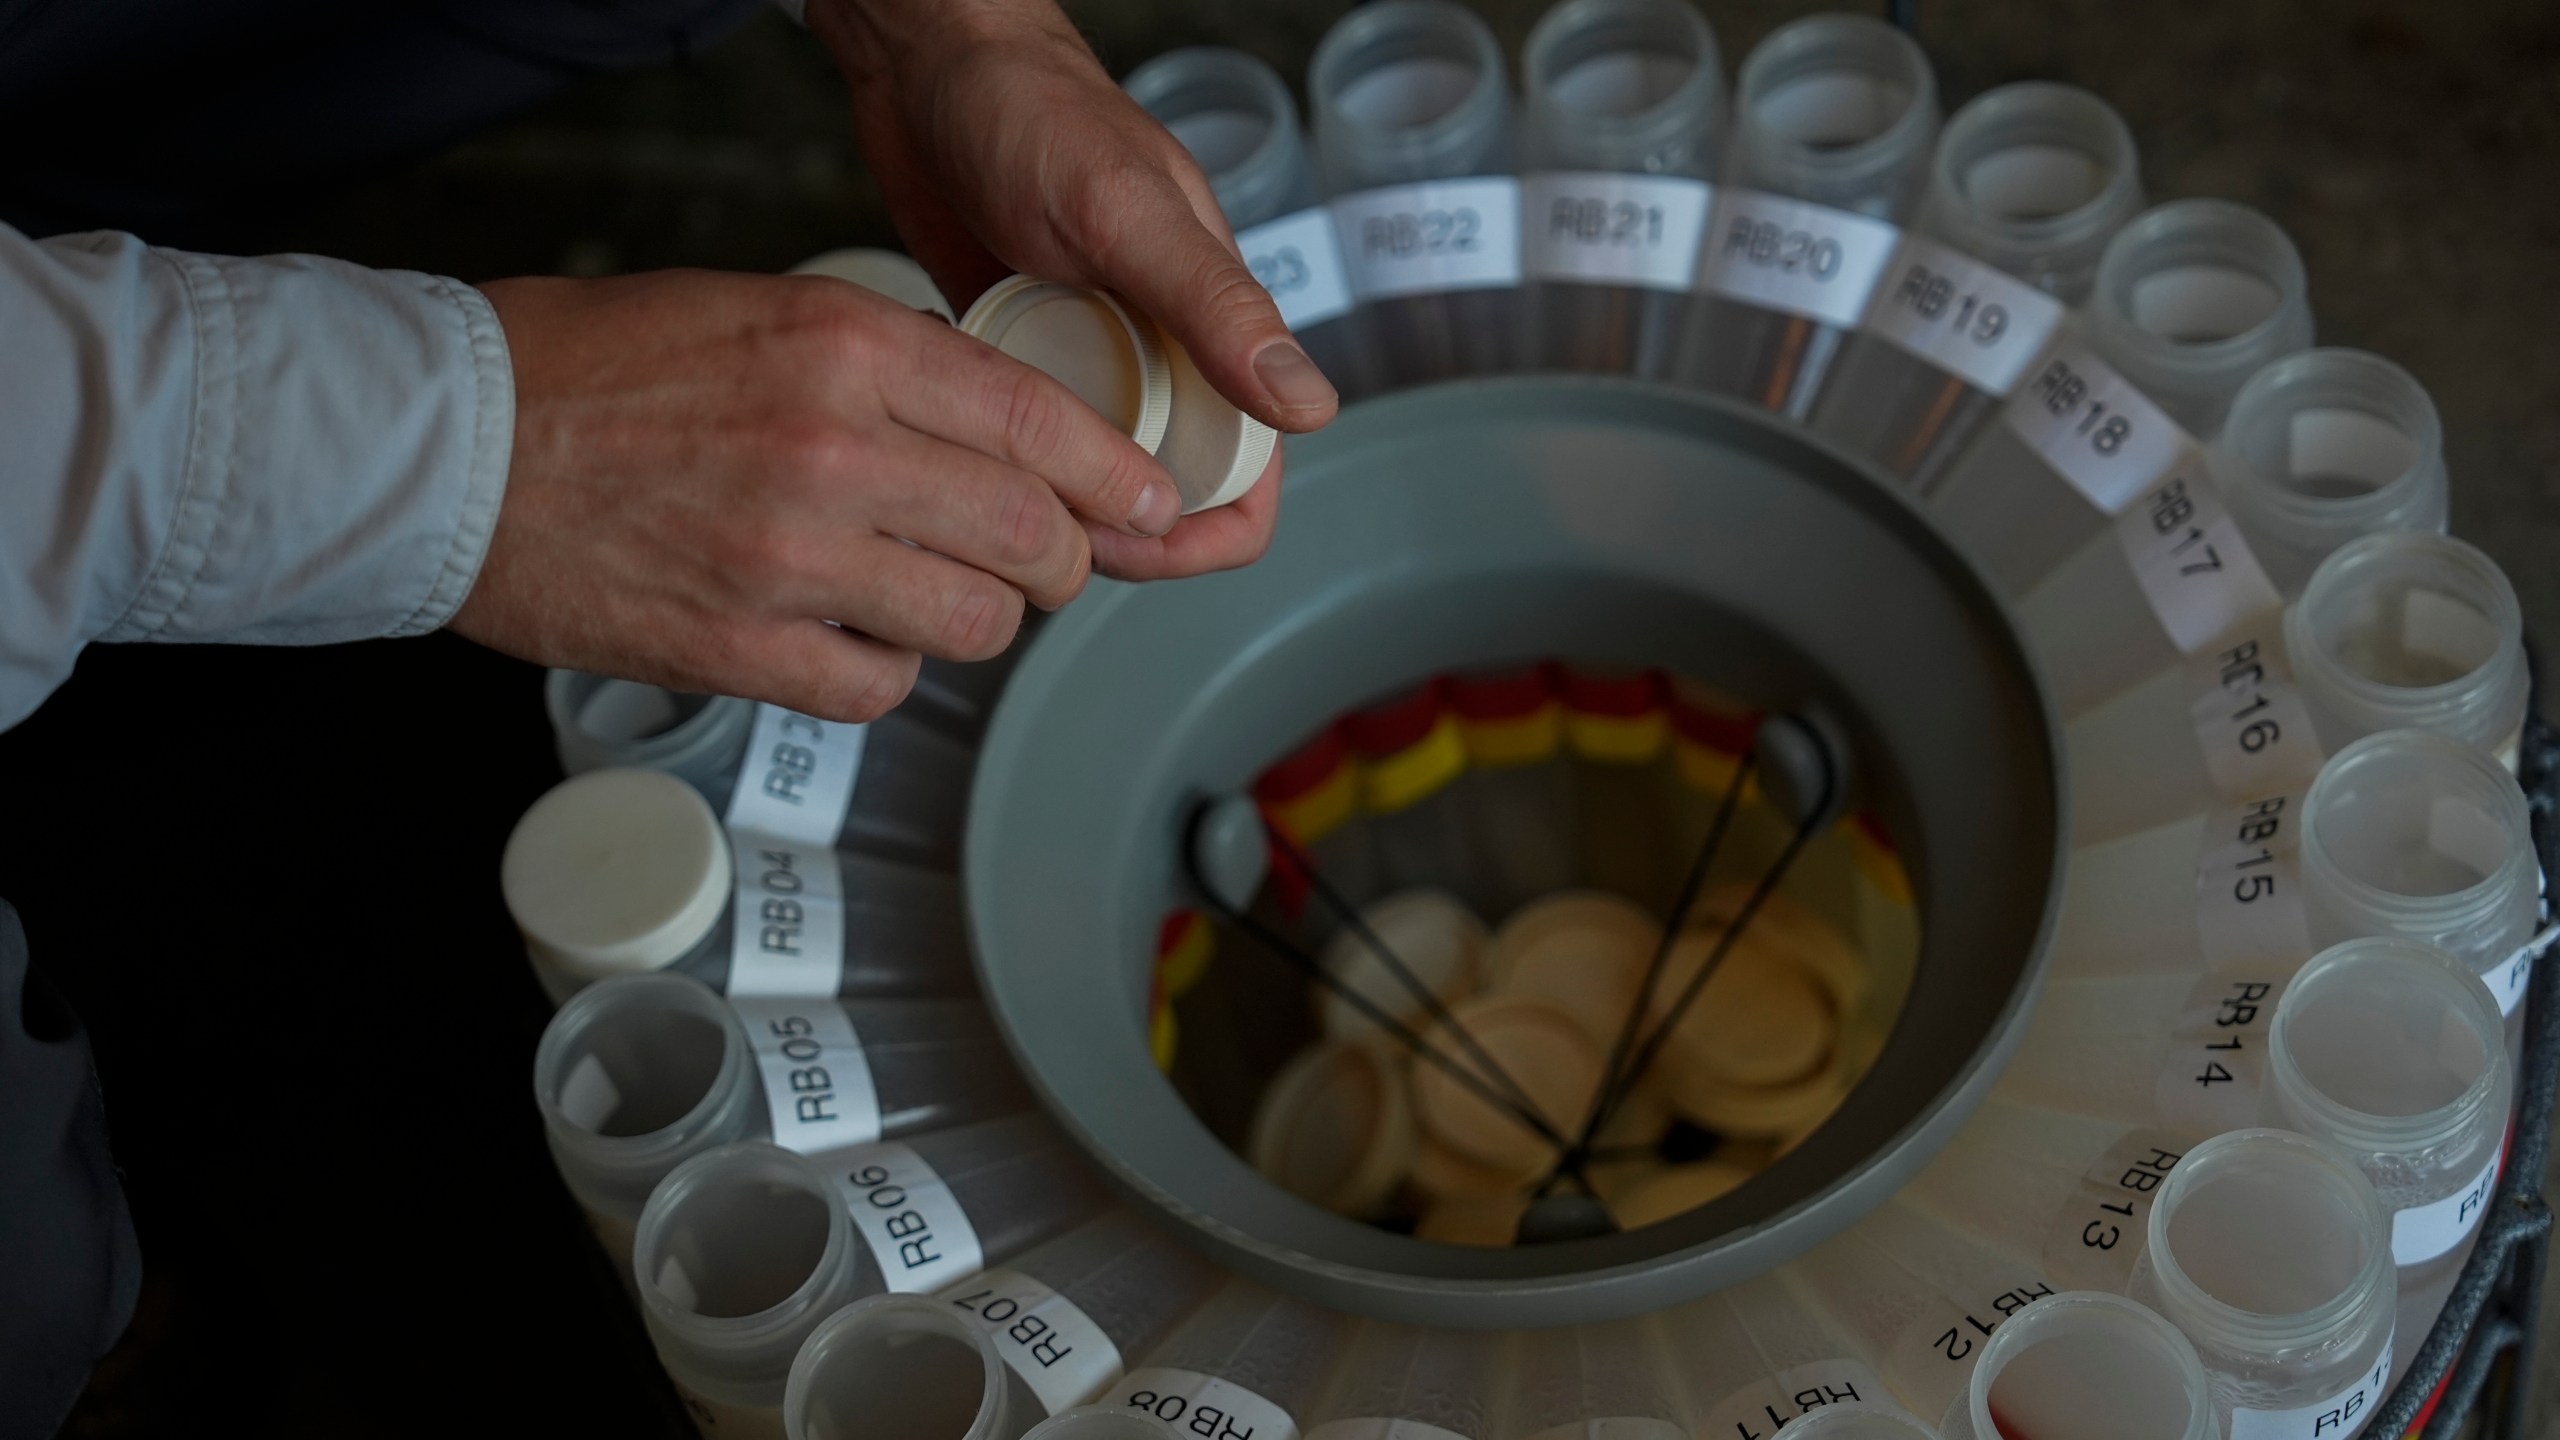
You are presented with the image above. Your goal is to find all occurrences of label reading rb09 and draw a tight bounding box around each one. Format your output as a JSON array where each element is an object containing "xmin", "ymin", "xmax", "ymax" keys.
[
  {"xmin": 1331, "ymin": 177, "xmax": 1523, "ymax": 302},
  {"xmin": 1520, "ymin": 171, "xmax": 1714, "ymax": 292}
]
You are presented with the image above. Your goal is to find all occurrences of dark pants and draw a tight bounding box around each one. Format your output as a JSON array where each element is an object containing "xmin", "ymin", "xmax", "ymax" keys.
[{"xmin": 0, "ymin": 0, "xmax": 764, "ymax": 244}]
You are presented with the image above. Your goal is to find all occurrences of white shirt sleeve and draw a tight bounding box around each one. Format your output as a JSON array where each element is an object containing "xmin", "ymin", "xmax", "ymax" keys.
[{"xmin": 0, "ymin": 225, "xmax": 514, "ymax": 731}]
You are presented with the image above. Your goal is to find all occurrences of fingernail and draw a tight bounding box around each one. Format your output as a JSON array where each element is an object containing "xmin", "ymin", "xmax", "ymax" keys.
[
  {"xmin": 1254, "ymin": 341, "xmax": 1337, "ymax": 414},
  {"xmin": 1130, "ymin": 478, "xmax": 1181, "ymax": 537}
]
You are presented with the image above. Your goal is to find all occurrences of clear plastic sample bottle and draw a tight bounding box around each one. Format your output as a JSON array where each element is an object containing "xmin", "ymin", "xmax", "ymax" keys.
[
  {"xmin": 1807, "ymin": 82, "xmax": 2142, "ymax": 487},
  {"xmin": 2288, "ymin": 533, "xmax": 2529, "ymax": 767},
  {"xmin": 1301, "ymin": 1321, "xmax": 1498, "ymax": 1440},
  {"xmin": 2134, "ymin": 1129, "xmax": 2396, "ymax": 1440},
  {"xmin": 2299, "ymin": 729, "xmax": 2540, "ymax": 1019},
  {"xmin": 535, "ymin": 974, "xmax": 1031, "ymax": 1250},
  {"xmin": 1517, "ymin": 0, "xmax": 1725, "ymax": 378},
  {"xmin": 1124, "ymin": 48, "xmax": 1367, "ymax": 399},
  {"xmin": 1500, "ymin": 1317, "xmax": 1686, "ymax": 1440},
  {"xmin": 2265, "ymin": 937, "xmax": 2510, "ymax": 1302},
  {"xmin": 2060, "ymin": 529, "xmax": 2526, "ymax": 848},
  {"xmin": 1670, "ymin": 13, "xmax": 1939, "ymax": 416},
  {"xmin": 1778, "ymin": 1405, "xmax": 1941, "ymax": 1440},
  {"xmin": 637, "ymin": 1119, "xmax": 1109, "ymax": 1435},
  {"xmin": 1924, "ymin": 200, "xmax": 2312, "ymax": 599},
  {"xmin": 785, "ymin": 1210, "xmax": 1225, "ymax": 1439},
  {"xmin": 2018, "ymin": 347, "xmax": 2450, "ymax": 723},
  {"xmin": 1022, "ymin": 1411, "xmax": 1174, "ymax": 1440},
  {"xmin": 1951, "ymin": 1291, "xmax": 2210, "ymax": 1440},
  {"xmin": 502, "ymin": 768, "xmax": 976, "ymax": 1002},
  {"xmin": 1309, "ymin": 0, "xmax": 1519, "ymax": 390},
  {"xmin": 1098, "ymin": 1278, "xmax": 1351, "ymax": 1439},
  {"xmin": 545, "ymin": 669, "xmax": 981, "ymax": 868}
]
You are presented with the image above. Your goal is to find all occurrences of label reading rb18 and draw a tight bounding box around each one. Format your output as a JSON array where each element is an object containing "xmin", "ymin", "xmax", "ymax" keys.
[{"xmin": 2002, "ymin": 343, "xmax": 2188, "ymax": 517}]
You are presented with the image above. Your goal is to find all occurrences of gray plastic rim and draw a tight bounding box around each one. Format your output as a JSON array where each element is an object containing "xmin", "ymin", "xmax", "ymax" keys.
[{"xmin": 964, "ymin": 378, "xmax": 2066, "ymax": 1328}]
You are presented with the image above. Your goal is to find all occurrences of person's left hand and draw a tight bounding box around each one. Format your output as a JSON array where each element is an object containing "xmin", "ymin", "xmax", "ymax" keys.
[{"xmin": 805, "ymin": 0, "xmax": 1334, "ymax": 580}]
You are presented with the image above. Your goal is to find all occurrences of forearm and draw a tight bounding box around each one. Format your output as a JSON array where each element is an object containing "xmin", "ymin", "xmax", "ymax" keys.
[{"xmin": 0, "ymin": 226, "xmax": 512, "ymax": 730}]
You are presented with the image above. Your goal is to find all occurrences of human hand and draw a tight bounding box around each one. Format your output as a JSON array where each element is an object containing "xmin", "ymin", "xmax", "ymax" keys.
[
  {"xmin": 806, "ymin": 0, "xmax": 1335, "ymax": 579},
  {"xmin": 453, "ymin": 269, "xmax": 1187, "ymax": 721}
]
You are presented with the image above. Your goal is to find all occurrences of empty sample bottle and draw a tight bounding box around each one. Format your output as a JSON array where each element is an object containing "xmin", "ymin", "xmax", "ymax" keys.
[
  {"xmin": 2061, "ymin": 529, "xmax": 2526, "ymax": 848},
  {"xmin": 1807, "ymin": 82, "xmax": 2142, "ymax": 487},
  {"xmin": 1309, "ymin": 0, "xmax": 1519, "ymax": 390},
  {"xmin": 1501, "ymin": 1317, "xmax": 1685, "ymax": 1440},
  {"xmin": 1776, "ymin": 1406, "xmax": 1940, "ymax": 1440},
  {"xmin": 2298, "ymin": 729, "xmax": 2539, "ymax": 1018},
  {"xmin": 2266, "ymin": 938, "xmax": 2509, "ymax": 1299},
  {"xmin": 534, "ymin": 974, "xmax": 1030, "ymax": 1257},
  {"xmin": 638, "ymin": 1119, "xmax": 1109, "ymax": 1435},
  {"xmin": 2289, "ymin": 532, "xmax": 2529, "ymax": 768},
  {"xmin": 1947, "ymin": 1291, "xmax": 2210, "ymax": 1440},
  {"xmin": 1924, "ymin": 200, "xmax": 2312, "ymax": 599},
  {"xmin": 2133, "ymin": 1129, "xmax": 2396, "ymax": 1440},
  {"xmin": 1516, "ymin": 0, "xmax": 1725, "ymax": 378},
  {"xmin": 1099, "ymin": 1278, "xmax": 1351, "ymax": 1438},
  {"xmin": 545, "ymin": 669, "xmax": 980, "ymax": 867},
  {"xmin": 1125, "ymin": 48, "xmax": 1365, "ymax": 398},
  {"xmin": 1658, "ymin": 1275, "xmax": 1889, "ymax": 1438},
  {"xmin": 2017, "ymin": 348, "xmax": 2451, "ymax": 721},
  {"xmin": 783, "ymin": 1294, "xmax": 1031, "ymax": 1440},
  {"xmin": 502, "ymin": 768, "xmax": 975, "ymax": 1002},
  {"xmin": 785, "ymin": 1211, "xmax": 1224, "ymax": 1440},
  {"xmin": 1670, "ymin": 13, "xmax": 1939, "ymax": 416},
  {"xmin": 1022, "ymin": 1412, "xmax": 1174, "ymax": 1440},
  {"xmin": 1301, "ymin": 1321, "xmax": 1499, "ymax": 1440}
]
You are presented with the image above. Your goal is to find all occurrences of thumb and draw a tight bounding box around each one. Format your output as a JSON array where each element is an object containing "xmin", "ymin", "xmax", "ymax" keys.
[{"xmin": 1080, "ymin": 166, "xmax": 1339, "ymax": 434}]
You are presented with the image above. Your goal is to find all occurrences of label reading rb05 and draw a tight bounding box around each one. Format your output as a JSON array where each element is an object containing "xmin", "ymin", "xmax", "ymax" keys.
[{"xmin": 729, "ymin": 995, "xmax": 881, "ymax": 1155}]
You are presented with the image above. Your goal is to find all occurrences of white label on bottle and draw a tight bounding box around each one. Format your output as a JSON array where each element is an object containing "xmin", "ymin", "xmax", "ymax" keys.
[
  {"xmin": 820, "ymin": 1140, "xmax": 985, "ymax": 1293},
  {"xmin": 1109, "ymin": 1367, "xmax": 1299, "ymax": 1440},
  {"xmin": 1522, "ymin": 1422, "xmax": 1685, "ymax": 1440},
  {"xmin": 2185, "ymin": 626, "xmax": 2324, "ymax": 798},
  {"xmin": 729, "ymin": 995, "xmax": 880, "ymax": 1154},
  {"xmin": 2394, "ymin": 1150, "xmax": 2501, "ymax": 1266},
  {"xmin": 2228, "ymin": 1335, "xmax": 2391, "ymax": 1440},
  {"xmin": 2487, "ymin": 941, "xmax": 2534, "ymax": 1016},
  {"xmin": 1695, "ymin": 1359, "xmax": 1886, "ymax": 1440},
  {"xmin": 2042, "ymin": 1130, "xmax": 2187, "ymax": 1292},
  {"xmin": 2155, "ymin": 974, "xmax": 2284, "ymax": 1134},
  {"xmin": 1305, "ymin": 1420, "xmax": 1474, "ymax": 1440},
  {"xmin": 1332, "ymin": 177, "xmax": 1524, "ymax": 300},
  {"xmin": 724, "ymin": 704, "xmax": 865, "ymax": 848},
  {"xmin": 1881, "ymin": 1273, "xmax": 2057, "ymax": 1424},
  {"xmin": 1520, "ymin": 171, "xmax": 1715, "ymax": 292},
  {"xmin": 727, "ymin": 837, "xmax": 846, "ymax": 996},
  {"xmin": 1238, "ymin": 207, "xmax": 1357, "ymax": 332},
  {"xmin": 2112, "ymin": 466, "xmax": 2287, "ymax": 653},
  {"xmin": 2195, "ymin": 791, "xmax": 2315, "ymax": 972},
  {"xmin": 1695, "ymin": 188, "xmax": 1902, "ymax": 328},
  {"xmin": 2002, "ymin": 343, "xmax": 2188, "ymax": 516},
  {"xmin": 1859, "ymin": 235, "xmax": 2066, "ymax": 397},
  {"xmin": 942, "ymin": 1268, "xmax": 1125, "ymax": 1415}
]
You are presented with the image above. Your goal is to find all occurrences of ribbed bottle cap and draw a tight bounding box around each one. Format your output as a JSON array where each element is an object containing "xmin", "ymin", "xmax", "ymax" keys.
[
  {"xmin": 502, "ymin": 769, "xmax": 731, "ymax": 980},
  {"xmin": 1158, "ymin": 336, "xmax": 1278, "ymax": 513},
  {"xmin": 1412, "ymin": 996, "xmax": 1600, "ymax": 1174},
  {"xmin": 960, "ymin": 276, "xmax": 1173, "ymax": 454},
  {"xmin": 787, "ymin": 248, "xmax": 955, "ymax": 321},
  {"xmin": 1486, "ymin": 889, "xmax": 1661, "ymax": 1044},
  {"xmin": 1248, "ymin": 1040, "xmax": 1416, "ymax": 1217},
  {"xmin": 1316, "ymin": 888, "xmax": 1488, "ymax": 1041}
]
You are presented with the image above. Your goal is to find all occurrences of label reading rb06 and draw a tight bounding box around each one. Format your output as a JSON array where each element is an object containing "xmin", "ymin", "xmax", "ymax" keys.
[{"xmin": 823, "ymin": 1140, "xmax": 985, "ymax": 1294}]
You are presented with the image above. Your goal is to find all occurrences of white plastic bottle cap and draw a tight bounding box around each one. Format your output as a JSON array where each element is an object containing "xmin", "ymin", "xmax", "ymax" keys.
[
  {"xmin": 1412, "ymin": 996, "xmax": 1600, "ymax": 1175},
  {"xmin": 501, "ymin": 769, "xmax": 732, "ymax": 980},
  {"xmin": 1485, "ymin": 890, "xmax": 1662, "ymax": 1045},
  {"xmin": 1654, "ymin": 929, "xmax": 1836, "ymax": 1087},
  {"xmin": 1415, "ymin": 1193, "xmax": 1530, "ymax": 1247},
  {"xmin": 1608, "ymin": 1161, "xmax": 1755, "ymax": 1230},
  {"xmin": 959, "ymin": 275, "xmax": 1174, "ymax": 454},
  {"xmin": 786, "ymin": 247, "xmax": 956, "ymax": 321},
  {"xmin": 1316, "ymin": 888, "xmax": 1488, "ymax": 1041},
  {"xmin": 1247, "ymin": 1040, "xmax": 1416, "ymax": 1218},
  {"xmin": 1156, "ymin": 338, "xmax": 1278, "ymax": 514}
]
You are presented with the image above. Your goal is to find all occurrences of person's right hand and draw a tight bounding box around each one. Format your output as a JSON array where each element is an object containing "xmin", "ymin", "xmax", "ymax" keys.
[{"xmin": 451, "ymin": 268, "xmax": 1185, "ymax": 722}]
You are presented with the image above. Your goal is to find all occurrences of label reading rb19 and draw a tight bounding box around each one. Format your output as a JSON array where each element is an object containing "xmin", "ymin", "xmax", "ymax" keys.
[{"xmin": 1859, "ymin": 235, "xmax": 2066, "ymax": 397}]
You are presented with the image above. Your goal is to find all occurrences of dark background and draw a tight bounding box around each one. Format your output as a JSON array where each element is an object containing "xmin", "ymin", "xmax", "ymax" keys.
[{"xmin": 4, "ymin": 0, "xmax": 2556, "ymax": 1434}]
